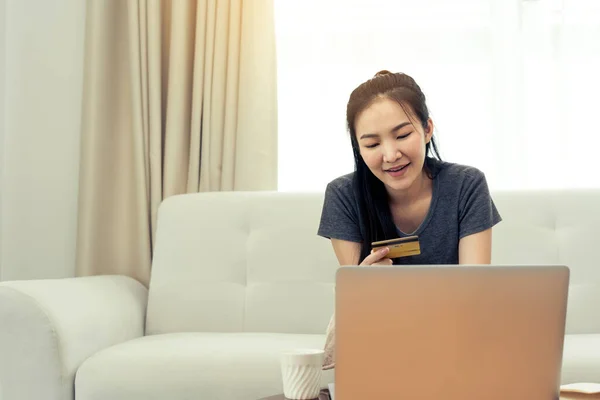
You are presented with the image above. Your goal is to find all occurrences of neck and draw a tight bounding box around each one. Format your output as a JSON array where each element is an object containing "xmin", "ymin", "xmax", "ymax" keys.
[{"xmin": 386, "ymin": 169, "xmax": 432, "ymax": 206}]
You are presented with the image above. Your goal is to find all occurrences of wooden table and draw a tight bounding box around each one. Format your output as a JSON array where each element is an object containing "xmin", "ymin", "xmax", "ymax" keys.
[
  {"xmin": 258, "ymin": 389, "xmax": 330, "ymax": 400},
  {"xmin": 259, "ymin": 389, "xmax": 591, "ymax": 399}
]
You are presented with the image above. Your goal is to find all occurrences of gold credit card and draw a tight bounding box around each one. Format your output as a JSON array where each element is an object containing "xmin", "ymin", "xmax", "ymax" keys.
[{"xmin": 371, "ymin": 235, "xmax": 421, "ymax": 258}]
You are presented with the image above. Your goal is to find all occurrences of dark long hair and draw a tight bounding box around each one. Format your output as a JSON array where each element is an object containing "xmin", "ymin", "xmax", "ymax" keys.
[{"xmin": 346, "ymin": 70, "xmax": 442, "ymax": 263}]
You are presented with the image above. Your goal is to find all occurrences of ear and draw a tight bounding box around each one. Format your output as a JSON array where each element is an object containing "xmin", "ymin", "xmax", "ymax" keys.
[{"xmin": 424, "ymin": 118, "xmax": 434, "ymax": 144}]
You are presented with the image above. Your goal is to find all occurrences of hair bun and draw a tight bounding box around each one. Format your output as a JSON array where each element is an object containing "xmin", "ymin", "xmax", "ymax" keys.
[{"xmin": 374, "ymin": 70, "xmax": 393, "ymax": 77}]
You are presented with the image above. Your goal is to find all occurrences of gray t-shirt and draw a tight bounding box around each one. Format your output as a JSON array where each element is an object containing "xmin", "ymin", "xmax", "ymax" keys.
[{"xmin": 317, "ymin": 160, "xmax": 502, "ymax": 265}]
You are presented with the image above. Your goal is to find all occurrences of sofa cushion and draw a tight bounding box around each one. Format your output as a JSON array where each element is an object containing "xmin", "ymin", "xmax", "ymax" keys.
[
  {"xmin": 147, "ymin": 192, "xmax": 339, "ymax": 336},
  {"xmin": 75, "ymin": 332, "xmax": 334, "ymax": 400},
  {"xmin": 561, "ymin": 334, "xmax": 600, "ymax": 384},
  {"xmin": 74, "ymin": 332, "xmax": 599, "ymax": 399}
]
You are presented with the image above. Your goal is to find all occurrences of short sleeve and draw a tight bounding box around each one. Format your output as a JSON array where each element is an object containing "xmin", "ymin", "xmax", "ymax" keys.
[
  {"xmin": 458, "ymin": 169, "xmax": 502, "ymax": 239},
  {"xmin": 317, "ymin": 180, "xmax": 363, "ymax": 243}
]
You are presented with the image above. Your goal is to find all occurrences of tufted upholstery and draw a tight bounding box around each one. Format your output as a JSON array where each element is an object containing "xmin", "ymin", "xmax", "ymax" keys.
[
  {"xmin": 146, "ymin": 192, "xmax": 338, "ymax": 336},
  {"xmin": 146, "ymin": 190, "xmax": 600, "ymax": 337},
  {"xmin": 490, "ymin": 190, "xmax": 600, "ymax": 335},
  {"xmin": 2, "ymin": 189, "xmax": 599, "ymax": 400}
]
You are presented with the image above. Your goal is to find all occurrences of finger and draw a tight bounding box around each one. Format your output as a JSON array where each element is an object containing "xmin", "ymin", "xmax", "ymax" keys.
[
  {"xmin": 364, "ymin": 247, "xmax": 389, "ymax": 264},
  {"xmin": 372, "ymin": 258, "xmax": 393, "ymax": 266}
]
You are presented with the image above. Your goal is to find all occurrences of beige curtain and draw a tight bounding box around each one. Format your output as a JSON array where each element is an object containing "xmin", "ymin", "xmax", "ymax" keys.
[{"xmin": 76, "ymin": 0, "xmax": 278, "ymax": 286}]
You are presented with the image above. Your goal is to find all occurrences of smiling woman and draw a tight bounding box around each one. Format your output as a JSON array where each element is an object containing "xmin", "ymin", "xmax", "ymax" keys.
[
  {"xmin": 318, "ymin": 70, "xmax": 501, "ymax": 266},
  {"xmin": 351, "ymin": 71, "xmax": 439, "ymax": 197},
  {"xmin": 317, "ymin": 71, "xmax": 502, "ymax": 369}
]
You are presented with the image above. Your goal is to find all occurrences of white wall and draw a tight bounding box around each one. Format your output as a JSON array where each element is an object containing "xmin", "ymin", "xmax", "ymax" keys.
[
  {"xmin": 0, "ymin": 0, "xmax": 5, "ymax": 281},
  {"xmin": 275, "ymin": 0, "xmax": 600, "ymax": 192},
  {"xmin": 0, "ymin": 0, "xmax": 86, "ymax": 281}
]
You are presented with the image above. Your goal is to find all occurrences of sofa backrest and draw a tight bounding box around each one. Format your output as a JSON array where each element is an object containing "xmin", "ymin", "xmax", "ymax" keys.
[
  {"xmin": 488, "ymin": 189, "xmax": 600, "ymax": 335},
  {"xmin": 145, "ymin": 189, "xmax": 600, "ymax": 336}
]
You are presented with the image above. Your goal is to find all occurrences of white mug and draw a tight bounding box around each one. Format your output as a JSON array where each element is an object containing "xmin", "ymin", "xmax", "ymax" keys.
[{"xmin": 280, "ymin": 349, "xmax": 324, "ymax": 400}]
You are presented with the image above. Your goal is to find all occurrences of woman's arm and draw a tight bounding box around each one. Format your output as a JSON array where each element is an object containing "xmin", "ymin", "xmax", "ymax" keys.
[
  {"xmin": 323, "ymin": 238, "xmax": 391, "ymax": 370},
  {"xmin": 330, "ymin": 238, "xmax": 361, "ymax": 265},
  {"xmin": 322, "ymin": 239, "xmax": 359, "ymax": 371},
  {"xmin": 458, "ymin": 228, "xmax": 493, "ymax": 264}
]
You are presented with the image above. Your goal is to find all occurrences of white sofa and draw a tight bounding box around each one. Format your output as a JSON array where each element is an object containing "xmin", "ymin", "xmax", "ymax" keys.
[{"xmin": 1, "ymin": 190, "xmax": 599, "ymax": 400}]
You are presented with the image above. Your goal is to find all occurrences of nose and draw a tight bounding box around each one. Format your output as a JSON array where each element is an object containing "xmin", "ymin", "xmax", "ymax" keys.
[{"xmin": 382, "ymin": 141, "xmax": 401, "ymax": 164}]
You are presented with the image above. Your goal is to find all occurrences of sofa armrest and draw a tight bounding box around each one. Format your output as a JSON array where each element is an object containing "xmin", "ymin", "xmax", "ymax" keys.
[{"xmin": 0, "ymin": 275, "xmax": 147, "ymax": 400}]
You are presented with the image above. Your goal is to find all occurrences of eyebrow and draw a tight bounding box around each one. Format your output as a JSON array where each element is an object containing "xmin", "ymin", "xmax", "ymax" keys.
[{"xmin": 359, "ymin": 122, "xmax": 411, "ymax": 140}]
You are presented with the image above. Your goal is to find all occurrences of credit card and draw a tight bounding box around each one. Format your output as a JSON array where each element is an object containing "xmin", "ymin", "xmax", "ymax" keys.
[{"xmin": 371, "ymin": 235, "xmax": 421, "ymax": 258}]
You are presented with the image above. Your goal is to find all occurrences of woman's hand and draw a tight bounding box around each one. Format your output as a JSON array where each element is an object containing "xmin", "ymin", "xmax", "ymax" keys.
[{"xmin": 360, "ymin": 247, "xmax": 392, "ymax": 266}]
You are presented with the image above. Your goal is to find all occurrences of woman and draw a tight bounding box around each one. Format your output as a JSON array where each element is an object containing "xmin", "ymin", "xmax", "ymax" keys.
[{"xmin": 318, "ymin": 70, "xmax": 502, "ymax": 369}]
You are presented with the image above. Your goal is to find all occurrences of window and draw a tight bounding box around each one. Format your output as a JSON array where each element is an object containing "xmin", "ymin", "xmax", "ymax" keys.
[{"xmin": 274, "ymin": 0, "xmax": 600, "ymax": 191}]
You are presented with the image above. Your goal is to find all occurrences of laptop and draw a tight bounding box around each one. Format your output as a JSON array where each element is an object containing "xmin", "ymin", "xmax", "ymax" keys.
[{"xmin": 334, "ymin": 265, "xmax": 569, "ymax": 400}]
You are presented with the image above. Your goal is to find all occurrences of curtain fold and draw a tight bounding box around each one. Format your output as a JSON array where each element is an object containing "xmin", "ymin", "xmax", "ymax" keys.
[{"xmin": 76, "ymin": 0, "xmax": 277, "ymax": 286}]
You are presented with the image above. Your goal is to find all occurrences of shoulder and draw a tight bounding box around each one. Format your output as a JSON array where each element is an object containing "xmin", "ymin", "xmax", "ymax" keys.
[
  {"xmin": 434, "ymin": 160, "xmax": 490, "ymax": 193},
  {"xmin": 325, "ymin": 172, "xmax": 355, "ymax": 197},
  {"xmin": 321, "ymin": 172, "xmax": 359, "ymax": 216},
  {"xmin": 326, "ymin": 172, "xmax": 355, "ymax": 189},
  {"xmin": 436, "ymin": 160, "xmax": 487, "ymax": 183},
  {"xmin": 433, "ymin": 161, "xmax": 502, "ymax": 236},
  {"xmin": 319, "ymin": 172, "xmax": 362, "ymax": 240}
]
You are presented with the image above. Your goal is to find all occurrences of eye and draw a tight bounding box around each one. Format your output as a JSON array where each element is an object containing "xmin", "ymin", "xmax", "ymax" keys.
[
  {"xmin": 397, "ymin": 132, "xmax": 413, "ymax": 140},
  {"xmin": 365, "ymin": 143, "xmax": 379, "ymax": 149}
]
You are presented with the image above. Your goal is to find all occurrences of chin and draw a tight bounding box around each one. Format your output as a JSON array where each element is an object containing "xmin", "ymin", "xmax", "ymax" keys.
[
  {"xmin": 374, "ymin": 172, "xmax": 413, "ymax": 191},
  {"xmin": 384, "ymin": 179, "xmax": 416, "ymax": 192}
]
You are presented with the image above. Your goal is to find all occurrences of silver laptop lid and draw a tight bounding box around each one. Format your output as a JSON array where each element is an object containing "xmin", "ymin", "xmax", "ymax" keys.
[{"xmin": 335, "ymin": 265, "xmax": 569, "ymax": 400}]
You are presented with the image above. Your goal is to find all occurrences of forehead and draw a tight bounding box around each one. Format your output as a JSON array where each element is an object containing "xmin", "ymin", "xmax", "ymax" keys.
[{"xmin": 355, "ymin": 98, "xmax": 412, "ymax": 135}]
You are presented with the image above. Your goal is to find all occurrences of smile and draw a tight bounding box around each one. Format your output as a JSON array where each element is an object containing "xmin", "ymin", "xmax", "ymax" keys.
[
  {"xmin": 385, "ymin": 163, "xmax": 409, "ymax": 173},
  {"xmin": 384, "ymin": 163, "xmax": 410, "ymax": 178}
]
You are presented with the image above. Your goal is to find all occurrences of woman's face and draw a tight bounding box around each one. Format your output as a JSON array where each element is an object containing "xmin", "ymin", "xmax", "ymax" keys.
[{"xmin": 355, "ymin": 97, "xmax": 433, "ymax": 193}]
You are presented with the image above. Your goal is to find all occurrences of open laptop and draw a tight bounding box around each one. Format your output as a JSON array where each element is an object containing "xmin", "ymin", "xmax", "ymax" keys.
[{"xmin": 334, "ymin": 265, "xmax": 569, "ymax": 400}]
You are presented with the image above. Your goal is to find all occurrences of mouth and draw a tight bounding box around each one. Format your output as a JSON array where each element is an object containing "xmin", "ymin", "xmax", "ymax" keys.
[{"xmin": 385, "ymin": 163, "xmax": 410, "ymax": 173}]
